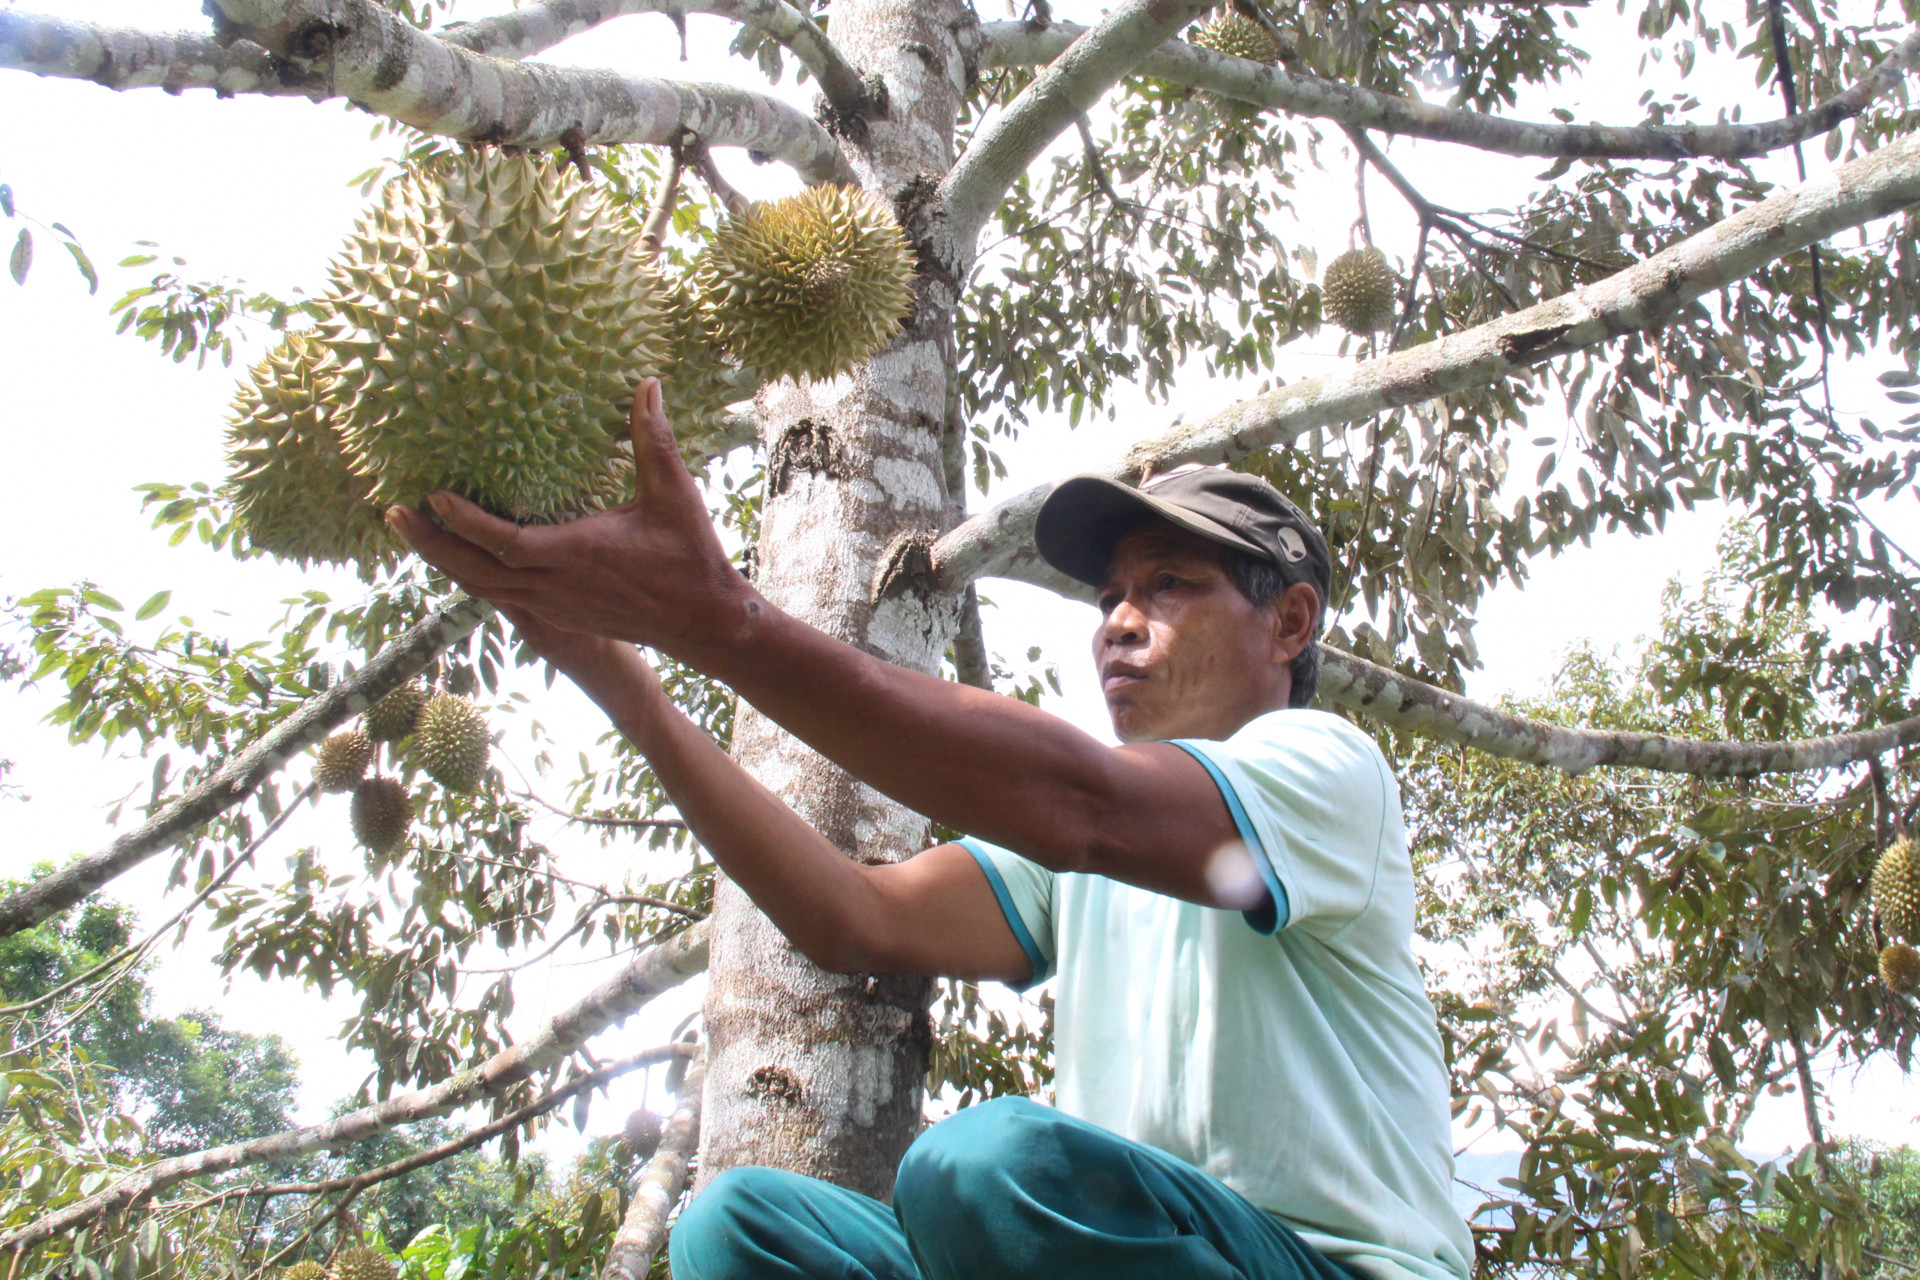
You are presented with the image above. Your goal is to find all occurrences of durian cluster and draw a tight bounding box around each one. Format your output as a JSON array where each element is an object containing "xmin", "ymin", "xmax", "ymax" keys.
[
  {"xmin": 1321, "ymin": 248, "xmax": 1400, "ymax": 335},
  {"xmin": 311, "ymin": 683, "xmax": 493, "ymax": 858},
  {"xmin": 1873, "ymin": 836, "xmax": 1919, "ymax": 995},
  {"xmin": 227, "ymin": 152, "xmax": 918, "ymax": 575},
  {"xmin": 280, "ymin": 1248, "xmax": 397, "ymax": 1280}
]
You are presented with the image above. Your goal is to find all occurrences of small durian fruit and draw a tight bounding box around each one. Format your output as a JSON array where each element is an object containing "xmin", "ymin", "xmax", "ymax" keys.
[
  {"xmin": 350, "ymin": 777, "xmax": 414, "ymax": 857},
  {"xmin": 225, "ymin": 332, "xmax": 396, "ymax": 574},
  {"xmin": 1190, "ymin": 10, "xmax": 1282, "ymax": 63},
  {"xmin": 695, "ymin": 186, "xmax": 916, "ymax": 384},
  {"xmin": 330, "ymin": 1248, "xmax": 399, "ymax": 1280},
  {"xmin": 279, "ymin": 1263, "xmax": 327, "ymax": 1280},
  {"xmin": 312, "ymin": 731, "xmax": 374, "ymax": 794},
  {"xmin": 1881, "ymin": 942, "xmax": 1920, "ymax": 995},
  {"xmin": 325, "ymin": 151, "xmax": 671, "ymax": 522},
  {"xmin": 623, "ymin": 1107, "xmax": 664, "ymax": 1161},
  {"xmin": 364, "ymin": 683, "xmax": 428, "ymax": 745},
  {"xmin": 1188, "ymin": 12, "xmax": 1280, "ymax": 122},
  {"xmin": 1872, "ymin": 837, "xmax": 1919, "ymax": 942},
  {"xmin": 414, "ymin": 693, "xmax": 491, "ymax": 793},
  {"xmin": 1321, "ymin": 247, "xmax": 1400, "ymax": 335}
]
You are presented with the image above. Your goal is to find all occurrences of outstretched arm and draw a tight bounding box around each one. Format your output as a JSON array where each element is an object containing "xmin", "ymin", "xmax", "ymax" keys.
[
  {"xmin": 501, "ymin": 605, "xmax": 1032, "ymax": 981},
  {"xmin": 390, "ymin": 380, "xmax": 1261, "ymax": 914}
]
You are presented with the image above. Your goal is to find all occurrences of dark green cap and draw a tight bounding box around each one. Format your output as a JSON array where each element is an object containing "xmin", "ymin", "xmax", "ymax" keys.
[{"xmin": 1034, "ymin": 463, "xmax": 1332, "ymax": 606}]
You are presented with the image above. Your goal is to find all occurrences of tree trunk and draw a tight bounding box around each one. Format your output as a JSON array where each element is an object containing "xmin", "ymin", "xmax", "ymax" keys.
[{"xmin": 698, "ymin": 0, "xmax": 975, "ymax": 1200}]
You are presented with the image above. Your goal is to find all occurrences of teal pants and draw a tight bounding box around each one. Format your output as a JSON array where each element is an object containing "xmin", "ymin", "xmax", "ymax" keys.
[{"xmin": 669, "ymin": 1096, "xmax": 1358, "ymax": 1280}]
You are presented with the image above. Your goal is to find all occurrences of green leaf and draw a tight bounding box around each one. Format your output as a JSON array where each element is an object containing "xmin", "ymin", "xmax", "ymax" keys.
[
  {"xmin": 9, "ymin": 228, "xmax": 30, "ymax": 285},
  {"xmin": 63, "ymin": 240, "xmax": 98, "ymax": 294},
  {"xmin": 81, "ymin": 589, "xmax": 124, "ymax": 612},
  {"xmin": 134, "ymin": 590, "xmax": 171, "ymax": 621}
]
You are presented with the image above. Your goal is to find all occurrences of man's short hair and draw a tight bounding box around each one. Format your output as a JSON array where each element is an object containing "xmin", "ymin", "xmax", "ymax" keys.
[{"xmin": 1219, "ymin": 545, "xmax": 1322, "ymax": 708}]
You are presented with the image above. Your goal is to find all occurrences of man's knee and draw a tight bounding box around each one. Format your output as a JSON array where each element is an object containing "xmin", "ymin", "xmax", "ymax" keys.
[
  {"xmin": 668, "ymin": 1166, "xmax": 795, "ymax": 1278},
  {"xmin": 896, "ymin": 1096, "xmax": 1052, "ymax": 1225}
]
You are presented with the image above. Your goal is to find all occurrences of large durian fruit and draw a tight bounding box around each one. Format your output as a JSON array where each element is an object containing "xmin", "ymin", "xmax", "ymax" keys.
[
  {"xmin": 1188, "ymin": 10, "xmax": 1281, "ymax": 122},
  {"xmin": 1321, "ymin": 247, "xmax": 1400, "ymax": 335},
  {"xmin": 695, "ymin": 186, "xmax": 916, "ymax": 384},
  {"xmin": 226, "ymin": 332, "xmax": 396, "ymax": 571},
  {"xmin": 326, "ymin": 152, "xmax": 674, "ymax": 520},
  {"xmin": 279, "ymin": 1263, "xmax": 327, "ymax": 1280},
  {"xmin": 1873, "ymin": 836, "xmax": 1918, "ymax": 942},
  {"xmin": 230, "ymin": 152, "xmax": 674, "ymax": 560}
]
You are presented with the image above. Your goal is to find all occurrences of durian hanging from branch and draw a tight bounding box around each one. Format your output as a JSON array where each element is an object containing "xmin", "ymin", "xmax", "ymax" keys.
[
  {"xmin": 1187, "ymin": 8, "xmax": 1282, "ymax": 122},
  {"xmin": 1321, "ymin": 246, "xmax": 1400, "ymax": 336},
  {"xmin": 694, "ymin": 185, "xmax": 917, "ymax": 384},
  {"xmin": 225, "ymin": 150, "xmax": 675, "ymax": 573}
]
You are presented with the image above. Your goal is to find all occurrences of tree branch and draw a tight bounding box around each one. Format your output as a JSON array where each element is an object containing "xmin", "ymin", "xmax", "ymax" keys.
[
  {"xmin": 0, "ymin": 14, "xmax": 296, "ymax": 93},
  {"xmin": 0, "ymin": 785, "xmax": 314, "ymax": 1022},
  {"xmin": 0, "ymin": 596, "xmax": 493, "ymax": 941},
  {"xmin": 977, "ymin": 21, "xmax": 1920, "ymax": 162},
  {"xmin": 0, "ymin": 3, "xmax": 850, "ymax": 183},
  {"xmin": 599, "ymin": 1058, "xmax": 705, "ymax": 1280},
  {"xmin": 0, "ymin": 919, "xmax": 710, "ymax": 1253},
  {"xmin": 439, "ymin": 0, "xmax": 872, "ymax": 121},
  {"xmin": 926, "ymin": 130, "xmax": 1920, "ymax": 592},
  {"xmin": 1316, "ymin": 648, "xmax": 1920, "ymax": 776},
  {"xmin": 938, "ymin": 0, "xmax": 1215, "ymax": 252},
  {"xmin": 170, "ymin": 1044, "xmax": 688, "ymax": 1212}
]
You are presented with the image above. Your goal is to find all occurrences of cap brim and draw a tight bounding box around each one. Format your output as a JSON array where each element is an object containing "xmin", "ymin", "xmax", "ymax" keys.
[{"xmin": 1034, "ymin": 475, "xmax": 1272, "ymax": 588}]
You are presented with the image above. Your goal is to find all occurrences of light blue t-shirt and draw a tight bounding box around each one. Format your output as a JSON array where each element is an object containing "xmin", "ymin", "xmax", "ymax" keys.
[{"xmin": 961, "ymin": 708, "xmax": 1472, "ymax": 1280}]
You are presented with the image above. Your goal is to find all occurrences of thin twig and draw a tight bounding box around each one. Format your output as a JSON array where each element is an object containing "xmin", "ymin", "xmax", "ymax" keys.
[
  {"xmin": 1545, "ymin": 962, "xmax": 1632, "ymax": 1033},
  {"xmin": 515, "ymin": 788, "xmax": 688, "ymax": 832},
  {"xmin": 0, "ymin": 786, "xmax": 316, "ymax": 1020},
  {"xmin": 1074, "ymin": 114, "xmax": 1140, "ymax": 224},
  {"xmin": 681, "ymin": 139, "xmax": 751, "ymax": 219},
  {"xmin": 174, "ymin": 1045, "xmax": 687, "ymax": 1215},
  {"xmin": 639, "ymin": 148, "xmax": 686, "ymax": 261}
]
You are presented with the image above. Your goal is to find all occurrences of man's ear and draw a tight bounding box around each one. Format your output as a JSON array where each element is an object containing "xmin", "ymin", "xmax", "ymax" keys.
[{"xmin": 1271, "ymin": 583, "xmax": 1320, "ymax": 663}]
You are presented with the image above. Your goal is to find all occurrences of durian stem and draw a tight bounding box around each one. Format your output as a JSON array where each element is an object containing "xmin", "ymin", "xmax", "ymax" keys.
[
  {"xmin": 0, "ymin": 920, "xmax": 710, "ymax": 1254},
  {"xmin": 640, "ymin": 148, "xmax": 687, "ymax": 262},
  {"xmin": 0, "ymin": 595, "xmax": 493, "ymax": 942},
  {"xmin": 974, "ymin": 21, "xmax": 1920, "ymax": 162},
  {"xmin": 599, "ymin": 1058, "xmax": 706, "ymax": 1280},
  {"xmin": 682, "ymin": 139, "xmax": 752, "ymax": 219}
]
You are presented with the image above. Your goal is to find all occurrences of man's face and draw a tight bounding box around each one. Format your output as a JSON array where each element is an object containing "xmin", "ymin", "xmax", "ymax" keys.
[{"xmin": 1092, "ymin": 520, "xmax": 1296, "ymax": 743}]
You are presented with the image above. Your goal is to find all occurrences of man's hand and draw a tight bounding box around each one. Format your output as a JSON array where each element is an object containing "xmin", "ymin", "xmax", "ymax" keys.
[{"xmin": 385, "ymin": 378, "xmax": 753, "ymax": 660}]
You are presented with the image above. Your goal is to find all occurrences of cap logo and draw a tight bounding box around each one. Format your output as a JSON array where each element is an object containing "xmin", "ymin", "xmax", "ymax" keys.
[{"xmin": 1275, "ymin": 527, "xmax": 1309, "ymax": 563}]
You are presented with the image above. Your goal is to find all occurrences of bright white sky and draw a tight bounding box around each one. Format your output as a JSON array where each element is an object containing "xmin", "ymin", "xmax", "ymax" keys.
[{"xmin": 0, "ymin": 0, "xmax": 1914, "ymax": 1187}]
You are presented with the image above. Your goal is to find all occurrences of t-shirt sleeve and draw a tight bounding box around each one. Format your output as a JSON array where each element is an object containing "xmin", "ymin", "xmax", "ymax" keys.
[
  {"xmin": 1172, "ymin": 711, "xmax": 1394, "ymax": 939},
  {"xmin": 956, "ymin": 837, "xmax": 1057, "ymax": 989}
]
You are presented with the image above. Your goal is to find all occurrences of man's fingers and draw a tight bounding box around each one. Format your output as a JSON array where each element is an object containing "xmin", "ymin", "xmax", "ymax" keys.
[
  {"xmin": 627, "ymin": 376, "xmax": 700, "ymax": 505},
  {"xmin": 423, "ymin": 491, "xmax": 557, "ymax": 567},
  {"xmin": 387, "ymin": 506, "xmax": 546, "ymax": 590}
]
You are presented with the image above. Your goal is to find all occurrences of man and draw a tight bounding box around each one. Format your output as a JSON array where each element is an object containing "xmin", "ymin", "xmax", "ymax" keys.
[{"xmin": 390, "ymin": 379, "xmax": 1473, "ymax": 1280}]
